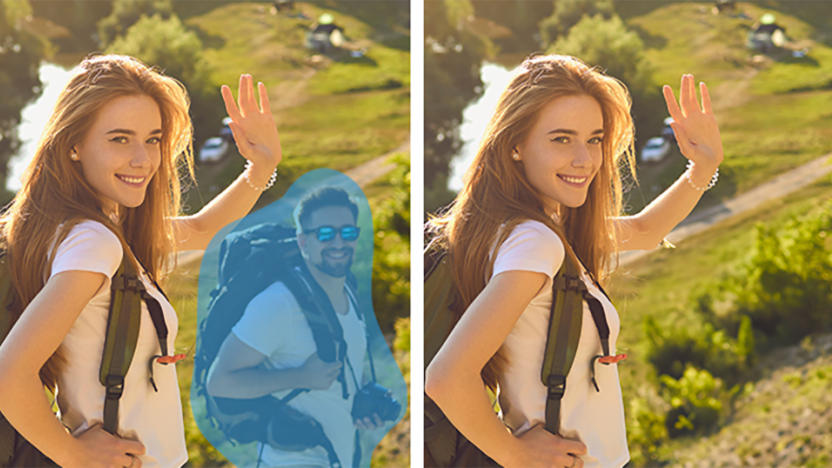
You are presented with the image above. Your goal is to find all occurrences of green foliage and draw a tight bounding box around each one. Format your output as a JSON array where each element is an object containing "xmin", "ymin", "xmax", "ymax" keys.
[
  {"xmin": 644, "ymin": 314, "xmax": 754, "ymax": 385},
  {"xmin": 425, "ymin": 0, "xmax": 491, "ymax": 212},
  {"xmin": 626, "ymin": 396, "xmax": 668, "ymax": 466},
  {"xmin": 0, "ymin": 0, "xmax": 47, "ymax": 191},
  {"xmin": 106, "ymin": 13, "xmax": 224, "ymax": 144},
  {"xmin": 539, "ymin": 0, "xmax": 614, "ymax": 48},
  {"xmin": 471, "ymin": 0, "xmax": 554, "ymax": 51},
  {"xmin": 97, "ymin": 0, "xmax": 173, "ymax": 47},
  {"xmin": 549, "ymin": 14, "xmax": 651, "ymax": 94},
  {"xmin": 660, "ymin": 366, "xmax": 728, "ymax": 437},
  {"xmin": 716, "ymin": 203, "xmax": 832, "ymax": 346},
  {"xmin": 371, "ymin": 153, "xmax": 410, "ymax": 336}
]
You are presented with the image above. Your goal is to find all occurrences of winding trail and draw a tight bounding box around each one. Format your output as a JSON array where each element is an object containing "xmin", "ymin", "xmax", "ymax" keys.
[{"xmin": 620, "ymin": 153, "xmax": 832, "ymax": 266}]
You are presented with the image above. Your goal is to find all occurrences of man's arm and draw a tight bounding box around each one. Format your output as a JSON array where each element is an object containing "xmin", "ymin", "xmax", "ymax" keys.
[{"xmin": 206, "ymin": 332, "xmax": 341, "ymax": 398}]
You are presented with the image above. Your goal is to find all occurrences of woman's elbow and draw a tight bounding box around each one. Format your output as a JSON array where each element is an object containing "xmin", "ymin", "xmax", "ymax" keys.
[{"xmin": 425, "ymin": 360, "xmax": 454, "ymax": 404}]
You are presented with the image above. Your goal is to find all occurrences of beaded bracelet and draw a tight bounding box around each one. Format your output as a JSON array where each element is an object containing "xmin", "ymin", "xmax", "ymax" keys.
[
  {"xmin": 244, "ymin": 160, "xmax": 278, "ymax": 192},
  {"xmin": 684, "ymin": 160, "xmax": 718, "ymax": 191}
]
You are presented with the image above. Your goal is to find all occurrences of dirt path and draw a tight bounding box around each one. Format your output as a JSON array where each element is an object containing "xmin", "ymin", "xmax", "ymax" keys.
[{"xmin": 620, "ymin": 152, "xmax": 832, "ymax": 266}]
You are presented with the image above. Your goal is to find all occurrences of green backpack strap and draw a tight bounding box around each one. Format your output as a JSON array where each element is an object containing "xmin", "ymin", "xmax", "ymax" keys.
[
  {"xmin": 540, "ymin": 253, "xmax": 586, "ymax": 435},
  {"xmin": 99, "ymin": 256, "xmax": 144, "ymax": 435}
]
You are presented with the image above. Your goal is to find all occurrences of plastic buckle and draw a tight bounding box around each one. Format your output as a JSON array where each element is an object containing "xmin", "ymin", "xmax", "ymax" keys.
[
  {"xmin": 546, "ymin": 374, "xmax": 566, "ymax": 399},
  {"xmin": 104, "ymin": 375, "xmax": 124, "ymax": 399},
  {"xmin": 564, "ymin": 275, "xmax": 582, "ymax": 291}
]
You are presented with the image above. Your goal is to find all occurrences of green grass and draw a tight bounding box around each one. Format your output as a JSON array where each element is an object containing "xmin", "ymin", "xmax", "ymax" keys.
[
  {"xmin": 610, "ymin": 172, "xmax": 832, "ymax": 465},
  {"xmin": 182, "ymin": 1, "xmax": 410, "ymax": 211},
  {"xmin": 619, "ymin": 2, "xmax": 832, "ymax": 212}
]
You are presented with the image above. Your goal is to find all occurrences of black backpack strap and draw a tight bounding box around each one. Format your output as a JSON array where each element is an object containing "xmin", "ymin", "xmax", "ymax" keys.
[
  {"xmin": 99, "ymin": 257, "xmax": 143, "ymax": 434},
  {"xmin": 540, "ymin": 254, "xmax": 585, "ymax": 435},
  {"xmin": 100, "ymin": 259, "xmax": 178, "ymax": 434}
]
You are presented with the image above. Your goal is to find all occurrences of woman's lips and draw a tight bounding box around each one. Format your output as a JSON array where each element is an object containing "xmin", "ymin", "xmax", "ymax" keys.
[
  {"xmin": 558, "ymin": 174, "xmax": 589, "ymax": 187},
  {"xmin": 116, "ymin": 174, "xmax": 148, "ymax": 187}
]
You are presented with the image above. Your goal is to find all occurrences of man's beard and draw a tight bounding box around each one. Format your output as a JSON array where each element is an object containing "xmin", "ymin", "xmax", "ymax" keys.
[{"xmin": 314, "ymin": 247, "xmax": 354, "ymax": 278}]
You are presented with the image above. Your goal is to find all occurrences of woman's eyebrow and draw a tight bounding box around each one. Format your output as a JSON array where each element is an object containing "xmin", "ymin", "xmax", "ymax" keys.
[
  {"xmin": 546, "ymin": 128, "xmax": 604, "ymax": 135},
  {"xmin": 105, "ymin": 128, "xmax": 163, "ymax": 135}
]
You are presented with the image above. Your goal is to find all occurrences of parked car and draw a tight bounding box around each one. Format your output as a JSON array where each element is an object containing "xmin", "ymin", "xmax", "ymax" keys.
[
  {"xmin": 199, "ymin": 136, "xmax": 230, "ymax": 163},
  {"xmin": 662, "ymin": 117, "xmax": 675, "ymax": 143},
  {"xmin": 640, "ymin": 136, "xmax": 671, "ymax": 163}
]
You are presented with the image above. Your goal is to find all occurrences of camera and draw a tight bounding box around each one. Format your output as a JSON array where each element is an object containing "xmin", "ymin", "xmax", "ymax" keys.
[{"xmin": 351, "ymin": 382, "xmax": 401, "ymax": 423}]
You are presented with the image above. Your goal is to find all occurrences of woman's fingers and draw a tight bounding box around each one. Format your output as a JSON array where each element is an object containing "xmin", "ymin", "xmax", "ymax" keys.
[
  {"xmin": 227, "ymin": 121, "xmax": 252, "ymax": 156},
  {"xmin": 662, "ymin": 84, "xmax": 683, "ymax": 123},
  {"xmin": 221, "ymin": 85, "xmax": 243, "ymax": 122},
  {"xmin": 258, "ymin": 81, "xmax": 271, "ymax": 116},
  {"xmin": 700, "ymin": 81, "xmax": 712, "ymax": 114}
]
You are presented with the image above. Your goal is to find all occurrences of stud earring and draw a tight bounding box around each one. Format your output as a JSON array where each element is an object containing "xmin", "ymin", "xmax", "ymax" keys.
[
  {"xmin": 512, "ymin": 152, "xmax": 521, "ymax": 161},
  {"xmin": 70, "ymin": 153, "xmax": 79, "ymax": 161}
]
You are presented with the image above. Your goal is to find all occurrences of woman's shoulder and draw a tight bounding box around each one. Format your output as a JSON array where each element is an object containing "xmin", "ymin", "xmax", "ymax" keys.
[
  {"xmin": 50, "ymin": 219, "xmax": 123, "ymax": 279},
  {"xmin": 492, "ymin": 219, "xmax": 565, "ymax": 279}
]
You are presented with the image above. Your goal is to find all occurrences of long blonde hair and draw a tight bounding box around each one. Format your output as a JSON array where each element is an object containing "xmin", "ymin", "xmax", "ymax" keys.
[
  {"xmin": 0, "ymin": 54, "xmax": 194, "ymax": 388},
  {"xmin": 429, "ymin": 54, "xmax": 636, "ymax": 388}
]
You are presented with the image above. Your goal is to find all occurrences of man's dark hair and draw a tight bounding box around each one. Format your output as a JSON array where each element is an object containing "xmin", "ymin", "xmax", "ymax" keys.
[{"xmin": 294, "ymin": 187, "xmax": 359, "ymax": 231}]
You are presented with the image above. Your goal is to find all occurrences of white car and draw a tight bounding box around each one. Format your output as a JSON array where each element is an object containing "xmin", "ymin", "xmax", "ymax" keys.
[
  {"xmin": 640, "ymin": 137, "xmax": 671, "ymax": 163},
  {"xmin": 199, "ymin": 137, "xmax": 229, "ymax": 163}
]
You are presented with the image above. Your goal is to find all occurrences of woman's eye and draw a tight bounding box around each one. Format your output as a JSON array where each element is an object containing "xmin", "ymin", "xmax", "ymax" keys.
[
  {"xmin": 588, "ymin": 136, "xmax": 604, "ymax": 144},
  {"xmin": 147, "ymin": 136, "xmax": 161, "ymax": 145},
  {"xmin": 110, "ymin": 136, "xmax": 128, "ymax": 144},
  {"xmin": 551, "ymin": 136, "xmax": 570, "ymax": 144}
]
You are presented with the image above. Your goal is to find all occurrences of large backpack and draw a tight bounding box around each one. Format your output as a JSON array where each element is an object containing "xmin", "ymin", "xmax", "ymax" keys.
[
  {"xmin": 0, "ymin": 241, "xmax": 174, "ymax": 467},
  {"xmin": 192, "ymin": 223, "xmax": 373, "ymax": 468},
  {"xmin": 423, "ymin": 229, "xmax": 616, "ymax": 467}
]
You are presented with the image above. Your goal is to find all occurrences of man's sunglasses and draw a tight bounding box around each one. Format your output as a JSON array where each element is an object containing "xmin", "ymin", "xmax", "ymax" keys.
[{"xmin": 304, "ymin": 225, "xmax": 360, "ymax": 242}]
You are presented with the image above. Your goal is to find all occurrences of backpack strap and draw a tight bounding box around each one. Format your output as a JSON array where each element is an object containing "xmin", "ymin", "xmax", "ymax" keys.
[
  {"xmin": 540, "ymin": 254, "xmax": 585, "ymax": 435},
  {"xmin": 99, "ymin": 259, "xmax": 178, "ymax": 434},
  {"xmin": 99, "ymin": 257, "xmax": 143, "ymax": 434}
]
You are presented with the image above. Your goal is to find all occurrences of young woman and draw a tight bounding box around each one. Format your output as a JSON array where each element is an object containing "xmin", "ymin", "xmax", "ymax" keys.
[
  {"xmin": 424, "ymin": 55, "xmax": 723, "ymax": 468},
  {"xmin": 0, "ymin": 54, "xmax": 282, "ymax": 467}
]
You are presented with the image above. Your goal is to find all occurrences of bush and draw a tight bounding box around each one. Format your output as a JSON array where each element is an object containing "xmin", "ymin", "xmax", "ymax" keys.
[
  {"xmin": 538, "ymin": 0, "xmax": 614, "ymax": 47},
  {"xmin": 715, "ymin": 203, "xmax": 832, "ymax": 347},
  {"xmin": 644, "ymin": 314, "xmax": 754, "ymax": 385},
  {"xmin": 626, "ymin": 396, "xmax": 668, "ymax": 465},
  {"xmin": 659, "ymin": 366, "xmax": 728, "ymax": 437}
]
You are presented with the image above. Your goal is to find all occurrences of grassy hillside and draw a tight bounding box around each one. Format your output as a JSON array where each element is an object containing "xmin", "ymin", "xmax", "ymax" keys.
[
  {"xmin": 610, "ymin": 170, "xmax": 832, "ymax": 465},
  {"xmin": 618, "ymin": 2, "xmax": 832, "ymax": 213},
  {"xmin": 182, "ymin": 1, "xmax": 410, "ymax": 210}
]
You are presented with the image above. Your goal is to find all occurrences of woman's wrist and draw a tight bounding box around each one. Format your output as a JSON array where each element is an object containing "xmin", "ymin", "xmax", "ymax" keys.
[
  {"xmin": 684, "ymin": 160, "xmax": 719, "ymax": 191},
  {"xmin": 242, "ymin": 160, "xmax": 278, "ymax": 192}
]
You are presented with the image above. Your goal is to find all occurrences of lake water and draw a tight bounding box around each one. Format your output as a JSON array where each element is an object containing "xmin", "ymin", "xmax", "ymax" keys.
[
  {"xmin": 447, "ymin": 62, "xmax": 513, "ymax": 192},
  {"xmin": 7, "ymin": 62, "xmax": 73, "ymax": 192}
]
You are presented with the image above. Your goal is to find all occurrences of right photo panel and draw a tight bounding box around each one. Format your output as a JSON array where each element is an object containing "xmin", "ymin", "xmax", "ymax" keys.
[{"xmin": 423, "ymin": 1, "xmax": 832, "ymax": 467}]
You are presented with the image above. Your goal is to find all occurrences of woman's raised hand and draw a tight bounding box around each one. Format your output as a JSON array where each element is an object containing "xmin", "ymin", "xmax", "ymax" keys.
[
  {"xmin": 663, "ymin": 74, "xmax": 724, "ymax": 174},
  {"xmin": 221, "ymin": 74, "xmax": 283, "ymax": 171},
  {"xmin": 64, "ymin": 423, "xmax": 145, "ymax": 468},
  {"xmin": 505, "ymin": 424, "xmax": 586, "ymax": 468}
]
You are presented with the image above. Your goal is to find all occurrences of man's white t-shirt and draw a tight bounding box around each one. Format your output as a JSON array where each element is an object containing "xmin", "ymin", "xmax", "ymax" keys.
[
  {"xmin": 491, "ymin": 220, "xmax": 629, "ymax": 468},
  {"xmin": 49, "ymin": 221, "xmax": 187, "ymax": 468},
  {"xmin": 231, "ymin": 280, "xmax": 366, "ymax": 467}
]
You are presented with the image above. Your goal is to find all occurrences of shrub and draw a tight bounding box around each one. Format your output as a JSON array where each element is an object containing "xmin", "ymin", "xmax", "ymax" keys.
[{"xmin": 659, "ymin": 366, "xmax": 728, "ymax": 437}]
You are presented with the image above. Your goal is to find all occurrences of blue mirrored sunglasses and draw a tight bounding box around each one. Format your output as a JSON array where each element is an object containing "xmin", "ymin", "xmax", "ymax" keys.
[{"xmin": 304, "ymin": 225, "xmax": 360, "ymax": 242}]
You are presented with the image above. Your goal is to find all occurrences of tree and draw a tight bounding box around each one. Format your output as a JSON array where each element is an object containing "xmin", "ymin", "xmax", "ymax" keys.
[
  {"xmin": 424, "ymin": 0, "xmax": 491, "ymax": 211},
  {"xmin": 549, "ymin": 14, "xmax": 663, "ymax": 147},
  {"xmin": 106, "ymin": 14, "xmax": 223, "ymax": 149},
  {"xmin": 0, "ymin": 0, "xmax": 47, "ymax": 197},
  {"xmin": 539, "ymin": 0, "xmax": 614, "ymax": 48},
  {"xmin": 97, "ymin": 0, "xmax": 173, "ymax": 47}
]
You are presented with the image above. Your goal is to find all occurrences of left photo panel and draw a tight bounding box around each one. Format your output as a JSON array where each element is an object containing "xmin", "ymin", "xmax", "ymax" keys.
[{"xmin": 0, "ymin": 0, "xmax": 410, "ymax": 467}]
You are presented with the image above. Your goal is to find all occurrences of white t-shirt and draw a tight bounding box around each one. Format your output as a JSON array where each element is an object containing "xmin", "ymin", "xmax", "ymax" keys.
[
  {"xmin": 231, "ymin": 280, "xmax": 367, "ymax": 467},
  {"xmin": 49, "ymin": 221, "xmax": 187, "ymax": 468},
  {"xmin": 491, "ymin": 220, "xmax": 629, "ymax": 468}
]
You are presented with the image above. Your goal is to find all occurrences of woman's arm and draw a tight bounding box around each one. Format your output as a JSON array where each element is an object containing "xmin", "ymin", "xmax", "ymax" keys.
[
  {"xmin": 174, "ymin": 74, "xmax": 282, "ymax": 251},
  {"xmin": 425, "ymin": 270, "xmax": 586, "ymax": 468},
  {"xmin": 0, "ymin": 271, "xmax": 146, "ymax": 468},
  {"xmin": 206, "ymin": 333, "xmax": 342, "ymax": 398},
  {"xmin": 616, "ymin": 74, "xmax": 724, "ymax": 251}
]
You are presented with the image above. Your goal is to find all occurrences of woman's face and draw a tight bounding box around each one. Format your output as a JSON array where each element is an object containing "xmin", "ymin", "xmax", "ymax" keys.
[
  {"xmin": 74, "ymin": 94, "xmax": 162, "ymax": 214},
  {"xmin": 515, "ymin": 93, "xmax": 604, "ymax": 212}
]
